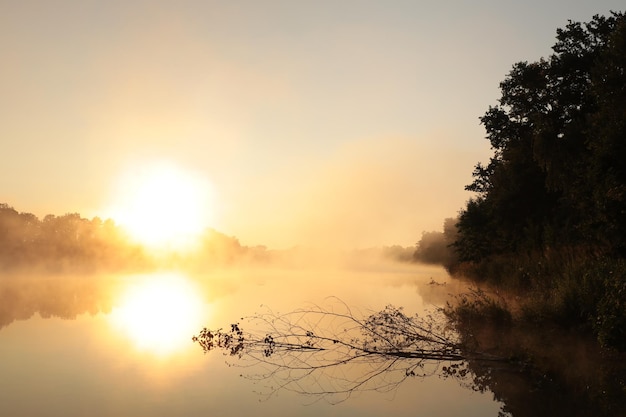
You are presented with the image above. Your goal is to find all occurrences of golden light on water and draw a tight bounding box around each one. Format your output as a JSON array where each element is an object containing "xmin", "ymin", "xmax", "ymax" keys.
[
  {"xmin": 109, "ymin": 273, "xmax": 207, "ymax": 356},
  {"xmin": 107, "ymin": 162, "xmax": 214, "ymax": 250}
]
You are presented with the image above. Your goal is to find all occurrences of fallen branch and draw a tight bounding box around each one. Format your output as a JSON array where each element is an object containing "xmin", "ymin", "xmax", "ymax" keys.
[{"xmin": 193, "ymin": 298, "xmax": 503, "ymax": 403}]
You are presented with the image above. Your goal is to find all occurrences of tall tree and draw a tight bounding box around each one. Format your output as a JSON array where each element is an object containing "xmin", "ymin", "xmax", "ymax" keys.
[{"xmin": 456, "ymin": 12, "xmax": 626, "ymax": 262}]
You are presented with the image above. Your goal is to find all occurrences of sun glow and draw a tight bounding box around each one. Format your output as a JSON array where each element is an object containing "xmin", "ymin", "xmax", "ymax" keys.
[
  {"xmin": 110, "ymin": 273, "xmax": 207, "ymax": 356},
  {"xmin": 108, "ymin": 162, "xmax": 214, "ymax": 250}
]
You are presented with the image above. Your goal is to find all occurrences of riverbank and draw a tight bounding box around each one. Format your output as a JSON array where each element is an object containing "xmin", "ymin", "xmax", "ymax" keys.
[{"xmin": 446, "ymin": 250, "xmax": 626, "ymax": 351}]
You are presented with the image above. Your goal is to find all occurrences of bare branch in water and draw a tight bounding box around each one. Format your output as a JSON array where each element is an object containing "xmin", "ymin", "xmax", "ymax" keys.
[{"xmin": 192, "ymin": 297, "xmax": 500, "ymax": 403}]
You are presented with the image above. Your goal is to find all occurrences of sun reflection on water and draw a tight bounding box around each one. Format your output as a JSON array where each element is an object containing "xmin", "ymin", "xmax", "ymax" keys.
[{"xmin": 109, "ymin": 273, "xmax": 208, "ymax": 357}]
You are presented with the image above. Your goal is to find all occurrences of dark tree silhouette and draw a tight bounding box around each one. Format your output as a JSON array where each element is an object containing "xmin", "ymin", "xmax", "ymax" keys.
[
  {"xmin": 0, "ymin": 202, "xmax": 272, "ymax": 272},
  {"xmin": 449, "ymin": 12, "xmax": 626, "ymax": 349},
  {"xmin": 456, "ymin": 12, "xmax": 626, "ymax": 261},
  {"xmin": 192, "ymin": 299, "xmax": 502, "ymax": 403},
  {"xmin": 413, "ymin": 217, "xmax": 459, "ymax": 269}
]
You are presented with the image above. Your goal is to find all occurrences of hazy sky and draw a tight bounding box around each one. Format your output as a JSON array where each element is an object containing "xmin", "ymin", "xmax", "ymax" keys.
[{"xmin": 1, "ymin": 1, "xmax": 623, "ymax": 249}]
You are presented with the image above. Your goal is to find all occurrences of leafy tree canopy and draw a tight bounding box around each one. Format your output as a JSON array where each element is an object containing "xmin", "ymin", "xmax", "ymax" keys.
[{"xmin": 457, "ymin": 12, "xmax": 626, "ymax": 261}]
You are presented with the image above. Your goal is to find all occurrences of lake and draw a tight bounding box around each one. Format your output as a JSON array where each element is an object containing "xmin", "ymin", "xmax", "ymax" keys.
[{"xmin": 0, "ymin": 260, "xmax": 622, "ymax": 416}]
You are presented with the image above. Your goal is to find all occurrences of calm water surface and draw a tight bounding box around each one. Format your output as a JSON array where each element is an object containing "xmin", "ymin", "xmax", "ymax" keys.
[{"xmin": 0, "ymin": 262, "xmax": 508, "ymax": 416}]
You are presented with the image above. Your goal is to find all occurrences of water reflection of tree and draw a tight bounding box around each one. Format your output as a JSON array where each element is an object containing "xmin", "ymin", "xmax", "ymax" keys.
[
  {"xmin": 455, "ymin": 322, "xmax": 626, "ymax": 417},
  {"xmin": 192, "ymin": 299, "xmax": 500, "ymax": 404},
  {"xmin": 0, "ymin": 276, "xmax": 115, "ymax": 330},
  {"xmin": 194, "ymin": 300, "xmax": 626, "ymax": 414}
]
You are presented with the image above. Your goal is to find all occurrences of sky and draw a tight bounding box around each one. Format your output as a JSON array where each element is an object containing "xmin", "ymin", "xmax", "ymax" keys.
[{"xmin": 1, "ymin": 0, "xmax": 623, "ymax": 249}]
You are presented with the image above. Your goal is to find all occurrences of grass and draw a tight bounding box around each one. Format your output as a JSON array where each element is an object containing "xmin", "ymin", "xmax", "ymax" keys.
[
  {"xmin": 444, "ymin": 287, "xmax": 512, "ymax": 326},
  {"xmin": 448, "ymin": 252, "xmax": 626, "ymax": 351}
]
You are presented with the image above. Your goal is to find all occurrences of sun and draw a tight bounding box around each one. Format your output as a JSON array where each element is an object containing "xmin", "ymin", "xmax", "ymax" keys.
[
  {"xmin": 108, "ymin": 162, "xmax": 214, "ymax": 250},
  {"xmin": 109, "ymin": 273, "xmax": 208, "ymax": 356}
]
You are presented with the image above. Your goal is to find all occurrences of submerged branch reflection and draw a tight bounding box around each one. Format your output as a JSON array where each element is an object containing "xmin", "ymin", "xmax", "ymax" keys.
[
  {"xmin": 193, "ymin": 292, "xmax": 626, "ymax": 414},
  {"xmin": 192, "ymin": 298, "xmax": 502, "ymax": 403}
]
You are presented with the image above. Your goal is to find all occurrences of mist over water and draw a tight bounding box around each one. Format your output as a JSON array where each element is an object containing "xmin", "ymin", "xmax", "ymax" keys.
[
  {"xmin": 0, "ymin": 253, "xmax": 450, "ymax": 330},
  {"xmin": 220, "ymin": 136, "xmax": 479, "ymax": 249},
  {"xmin": 1, "ymin": 217, "xmax": 625, "ymax": 416},
  {"xmin": 1, "ymin": 189, "xmax": 624, "ymax": 416},
  {"xmin": 2, "ymin": 2, "xmax": 625, "ymax": 415},
  {"xmin": 0, "ymin": 254, "xmax": 501, "ymax": 417}
]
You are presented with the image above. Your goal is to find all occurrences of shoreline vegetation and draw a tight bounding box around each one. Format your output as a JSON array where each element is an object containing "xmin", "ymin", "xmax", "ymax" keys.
[
  {"xmin": 415, "ymin": 12, "xmax": 626, "ymax": 352},
  {"xmin": 1, "ymin": 13, "xmax": 623, "ymax": 357},
  {"xmin": 414, "ymin": 220, "xmax": 626, "ymax": 351},
  {"xmin": 2, "ymin": 9, "xmax": 625, "ymax": 416},
  {"xmin": 0, "ymin": 202, "xmax": 414, "ymax": 275},
  {"xmin": 0, "ymin": 202, "xmax": 258, "ymax": 274}
]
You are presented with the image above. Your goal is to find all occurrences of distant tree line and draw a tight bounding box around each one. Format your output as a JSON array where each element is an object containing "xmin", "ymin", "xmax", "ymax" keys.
[
  {"xmin": 412, "ymin": 218, "xmax": 458, "ymax": 268},
  {"xmin": 446, "ymin": 12, "xmax": 626, "ymax": 349},
  {"xmin": 0, "ymin": 203, "xmax": 265, "ymax": 273},
  {"xmin": 0, "ymin": 202, "xmax": 422, "ymax": 274},
  {"xmin": 0, "ymin": 203, "xmax": 149, "ymax": 272}
]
